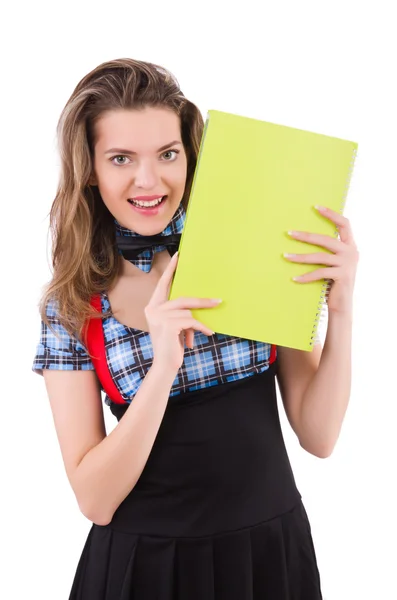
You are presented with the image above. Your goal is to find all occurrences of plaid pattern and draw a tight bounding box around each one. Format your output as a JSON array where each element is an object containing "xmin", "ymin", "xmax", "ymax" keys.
[
  {"xmin": 114, "ymin": 204, "xmax": 185, "ymax": 273},
  {"xmin": 32, "ymin": 292, "xmax": 275, "ymax": 405},
  {"xmin": 33, "ymin": 300, "xmax": 95, "ymax": 372},
  {"xmin": 33, "ymin": 202, "xmax": 324, "ymax": 404}
]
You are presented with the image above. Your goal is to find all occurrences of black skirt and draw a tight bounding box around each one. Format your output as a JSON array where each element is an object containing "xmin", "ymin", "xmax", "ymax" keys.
[{"xmin": 69, "ymin": 364, "xmax": 323, "ymax": 599}]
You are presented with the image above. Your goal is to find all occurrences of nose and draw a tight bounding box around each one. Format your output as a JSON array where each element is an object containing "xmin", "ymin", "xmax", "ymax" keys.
[{"xmin": 133, "ymin": 159, "xmax": 161, "ymax": 189}]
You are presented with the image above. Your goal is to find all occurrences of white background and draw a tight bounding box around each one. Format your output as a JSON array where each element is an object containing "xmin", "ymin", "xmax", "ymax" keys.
[{"xmin": 1, "ymin": 1, "xmax": 396, "ymax": 598}]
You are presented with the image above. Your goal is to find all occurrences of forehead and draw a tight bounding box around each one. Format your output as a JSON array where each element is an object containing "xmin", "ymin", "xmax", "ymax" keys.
[{"xmin": 94, "ymin": 107, "xmax": 182, "ymax": 150}]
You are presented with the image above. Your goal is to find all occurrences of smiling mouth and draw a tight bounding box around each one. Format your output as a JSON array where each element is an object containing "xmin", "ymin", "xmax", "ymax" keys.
[{"xmin": 128, "ymin": 195, "xmax": 167, "ymax": 208}]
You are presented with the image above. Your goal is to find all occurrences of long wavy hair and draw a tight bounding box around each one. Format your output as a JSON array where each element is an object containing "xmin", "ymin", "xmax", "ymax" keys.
[{"xmin": 39, "ymin": 58, "xmax": 204, "ymax": 344}]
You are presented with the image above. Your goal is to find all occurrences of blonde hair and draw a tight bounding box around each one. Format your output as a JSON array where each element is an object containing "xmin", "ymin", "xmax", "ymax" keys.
[{"xmin": 40, "ymin": 58, "xmax": 204, "ymax": 343}]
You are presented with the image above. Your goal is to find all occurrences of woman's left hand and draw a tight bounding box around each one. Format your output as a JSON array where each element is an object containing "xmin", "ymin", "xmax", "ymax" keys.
[{"xmin": 284, "ymin": 205, "xmax": 359, "ymax": 314}]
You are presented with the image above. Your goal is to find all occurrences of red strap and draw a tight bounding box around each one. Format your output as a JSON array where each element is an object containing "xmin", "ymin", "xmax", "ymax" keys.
[
  {"xmin": 84, "ymin": 295, "xmax": 126, "ymax": 405},
  {"xmin": 84, "ymin": 294, "xmax": 277, "ymax": 404},
  {"xmin": 269, "ymin": 343, "xmax": 277, "ymax": 365}
]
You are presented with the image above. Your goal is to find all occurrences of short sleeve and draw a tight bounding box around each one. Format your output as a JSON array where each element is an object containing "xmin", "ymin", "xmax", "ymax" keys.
[{"xmin": 32, "ymin": 298, "xmax": 95, "ymax": 375}]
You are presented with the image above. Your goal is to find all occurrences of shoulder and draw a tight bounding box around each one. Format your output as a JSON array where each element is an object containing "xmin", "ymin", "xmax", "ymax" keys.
[{"xmin": 32, "ymin": 296, "xmax": 95, "ymax": 375}]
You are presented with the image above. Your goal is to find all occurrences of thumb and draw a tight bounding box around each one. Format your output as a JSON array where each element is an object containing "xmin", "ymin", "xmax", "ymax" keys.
[{"xmin": 148, "ymin": 251, "xmax": 179, "ymax": 307}]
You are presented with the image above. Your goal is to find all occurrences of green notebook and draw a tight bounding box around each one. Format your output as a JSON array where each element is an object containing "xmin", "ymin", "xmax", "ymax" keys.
[{"xmin": 169, "ymin": 110, "xmax": 358, "ymax": 351}]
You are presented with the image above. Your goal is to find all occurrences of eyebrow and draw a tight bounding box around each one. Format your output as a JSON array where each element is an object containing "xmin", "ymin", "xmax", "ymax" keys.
[{"xmin": 104, "ymin": 140, "xmax": 182, "ymax": 155}]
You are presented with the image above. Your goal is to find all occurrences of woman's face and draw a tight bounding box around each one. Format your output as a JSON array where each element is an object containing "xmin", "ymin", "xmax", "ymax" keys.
[{"xmin": 91, "ymin": 106, "xmax": 188, "ymax": 235}]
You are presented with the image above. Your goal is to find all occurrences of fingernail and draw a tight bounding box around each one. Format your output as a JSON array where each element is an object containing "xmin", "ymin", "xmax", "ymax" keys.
[
  {"xmin": 315, "ymin": 205, "xmax": 326, "ymax": 211},
  {"xmin": 212, "ymin": 299, "xmax": 222, "ymax": 303}
]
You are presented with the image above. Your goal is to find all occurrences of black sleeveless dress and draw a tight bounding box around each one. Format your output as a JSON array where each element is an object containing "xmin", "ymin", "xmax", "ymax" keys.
[{"xmin": 68, "ymin": 361, "xmax": 323, "ymax": 599}]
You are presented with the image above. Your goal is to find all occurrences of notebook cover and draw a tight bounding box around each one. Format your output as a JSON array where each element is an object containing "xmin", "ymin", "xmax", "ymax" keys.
[{"xmin": 169, "ymin": 110, "xmax": 357, "ymax": 351}]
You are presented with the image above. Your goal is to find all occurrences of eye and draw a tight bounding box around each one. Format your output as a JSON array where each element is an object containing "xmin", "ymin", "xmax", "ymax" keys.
[
  {"xmin": 110, "ymin": 155, "xmax": 130, "ymax": 166},
  {"xmin": 161, "ymin": 149, "xmax": 179, "ymax": 161}
]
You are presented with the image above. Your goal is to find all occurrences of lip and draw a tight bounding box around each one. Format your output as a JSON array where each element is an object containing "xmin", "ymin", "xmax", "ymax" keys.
[
  {"xmin": 130, "ymin": 195, "xmax": 165, "ymax": 201},
  {"xmin": 128, "ymin": 195, "xmax": 168, "ymax": 216}
]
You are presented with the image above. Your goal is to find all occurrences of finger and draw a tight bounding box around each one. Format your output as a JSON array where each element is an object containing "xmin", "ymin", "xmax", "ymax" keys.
[
  {"xmin": 316, "ymin": 206, "xmax": 355, "ymax": 245},
  {"xmin": 293, "ymin": 267, "xmax": 339, "ymax": 282},
  {"xmin": 185, "ymin": 328, "xmax": 192, "ymax": 348},
  {"xmin": 289, "ymin": 230, "xmax": 341, "ymax": 253},
  {"xmin": 190, "ymin": 320, "xmax": 214, "ymax": 338},
  {"xmin": 185, "ymin": 328, "xmax": 195, "ymax": 349},
  {"xmin": 148, "ymin": 251, "xmax": 179, "ymax": 307},
  {"xmin": 162, "ymin": 297, "xmax": 222, "ymax": 311},
  {"xmin": 335, "ymin": 220, "xmax": 356, "ymax": 246},
  {"xmin": 154, "ymin": 309, "xmax": 194, "ymax": 320},
  {"xmin": 168, "ymin": 316, "xmax": 214, "ymax": 337},
  {"xmin": 284, "ymin": 252, "xmax": 342, "ymax": 266},
  {"xmin": 147, "ymin": 309, "xmax": 208, "ymax": 322}
]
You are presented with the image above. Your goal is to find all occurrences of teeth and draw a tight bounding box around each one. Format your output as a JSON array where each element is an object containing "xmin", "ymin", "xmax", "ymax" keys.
[{"xmin": 130, "ymin": 196, "xmax": 165, "ymax": 207}]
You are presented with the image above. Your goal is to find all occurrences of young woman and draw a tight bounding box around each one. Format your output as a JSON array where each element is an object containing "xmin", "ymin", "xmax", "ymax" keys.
[{"xmin": 33, "ymin": 57, "xmax": 358, "ymax": 599}]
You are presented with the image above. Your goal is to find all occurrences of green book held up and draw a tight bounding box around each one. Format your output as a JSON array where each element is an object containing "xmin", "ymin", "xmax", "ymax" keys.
[{"xmin": 169, "ymin": 110, "xmax": 358, "ymax": 351}]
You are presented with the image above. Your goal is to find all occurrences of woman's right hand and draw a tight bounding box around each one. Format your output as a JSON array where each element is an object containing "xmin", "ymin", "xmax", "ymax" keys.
[{"xmin": 144, "ymin": 252, "xmax": 221, "ymax": 373}]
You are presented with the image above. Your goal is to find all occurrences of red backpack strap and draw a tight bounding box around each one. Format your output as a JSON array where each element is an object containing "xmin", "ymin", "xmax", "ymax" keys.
[
  {"xmin": 83, "ymin": 294, "xmax": 126, "ymax": 405},
  {"xmin": 269, "ymin": 344, "xmax": 277, "ymax": 365}
]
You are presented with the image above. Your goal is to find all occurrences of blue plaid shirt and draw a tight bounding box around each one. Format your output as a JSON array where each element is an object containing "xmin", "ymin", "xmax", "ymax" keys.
[
  {"xmin": 33, "ymin": 205, "xmax": 323, "ymax": 405},
  {"xmin": 32, "ymin": 291, "xmax": 276, "ymax": 405}
]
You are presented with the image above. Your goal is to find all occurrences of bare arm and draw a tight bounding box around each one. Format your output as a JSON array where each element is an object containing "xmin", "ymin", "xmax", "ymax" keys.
[
  {"xmin": 277, "ymin": 309, "xmax": 352, "ymax": 458},
  {"xmin": 297, "ymin": 309, "xmax": 353, "ymax": 456},
  {"xmin": 44, "ymin": 363, "xmax": 176, "ymax": 526},
  {"xmin": 43, "ymin": 254, "xmax": 217, "ymax": 526}
]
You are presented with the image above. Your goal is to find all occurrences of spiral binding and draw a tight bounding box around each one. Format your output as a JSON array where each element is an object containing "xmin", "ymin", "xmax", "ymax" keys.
[{"xmin": 310, "ymin": 147, "xmax": 358, "ymax": 346}]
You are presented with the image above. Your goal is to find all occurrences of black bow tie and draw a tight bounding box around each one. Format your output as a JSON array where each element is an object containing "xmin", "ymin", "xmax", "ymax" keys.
[{"xmin": 116, "ymin": 233, "xmax": 182, "ymax": 261}]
